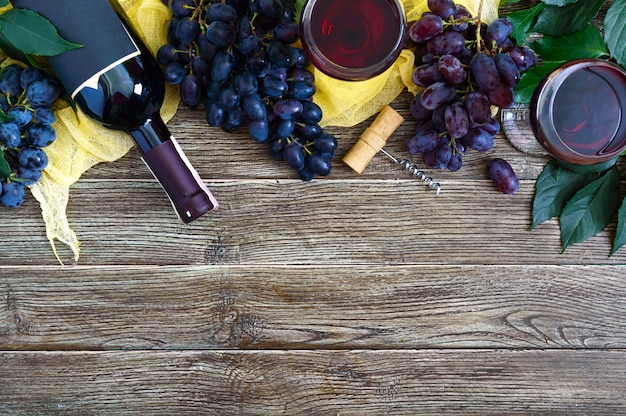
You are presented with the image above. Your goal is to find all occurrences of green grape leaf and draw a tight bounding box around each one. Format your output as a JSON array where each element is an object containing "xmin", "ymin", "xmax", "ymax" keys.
[
  {"xmin": 604, "ymin": 0, "xmax": 626, "ymax": 68},
  {"xmin": 0, "ymin": 0, "xmax": 8, "ymax": 7},
  {"xmin": 500, "ymin": 0, "xmax": 523, "ymax": 5},
  {"xmin": 532, "ymin": 0, "xmax": 605, "ymax": 37},
  {"xmin": 506, "ymin": 2, "xmax": 544, "ymax": 44},
  {"xmin": 612, "ymin": 197, "xmax": 626, "ymax": 255},
  {"xmin": 0, "ymin": 152, "xmax": 10, "ymax": 179},
  {"xmin": 295, "ymin": 0, "xmax": 306, "ymax": 22},
  {"xmin": 0, "ymin": 8, "xmax": 81, "ymax": 56},
  {"xmin": 541, "ymin": 0, "xmax": 580, "ymax": 5},
  {"xmin": 559, "ymin": 167, "xmax": 621, "ymax": 252},
  {"xmin": 531, "ymin": 25, "xmax": 609, "ymax": 61},
  {"xmin": 514, "ymin": 60, "xmax": 563, "ymax": 104},
  {"xmin": 531, "ymin": 160, "xmax": 599, "ymax": 229}
]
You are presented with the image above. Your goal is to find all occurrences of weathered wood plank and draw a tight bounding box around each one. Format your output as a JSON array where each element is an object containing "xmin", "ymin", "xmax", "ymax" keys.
[
  {"xmin": 1, "ymin": 349, "xmax": 624, "ymax": 415},
  {"xmin": 1, "ymin": 179, "xmax": 624, "ymax": 265},
  {"xmin": 2, "ymin": 265, "xmax": 624, "ymax": 350}
]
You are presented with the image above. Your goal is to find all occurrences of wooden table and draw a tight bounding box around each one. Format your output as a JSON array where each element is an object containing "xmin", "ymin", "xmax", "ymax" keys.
[{"xmin": 2, "ymin": 4, "xmax": 625, "ymax": 415}]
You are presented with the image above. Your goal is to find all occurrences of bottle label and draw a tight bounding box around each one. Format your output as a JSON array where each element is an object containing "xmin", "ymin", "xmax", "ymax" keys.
[{"xmin": 12, "ymin": 0, "xmax": 140, "ymax": 98}]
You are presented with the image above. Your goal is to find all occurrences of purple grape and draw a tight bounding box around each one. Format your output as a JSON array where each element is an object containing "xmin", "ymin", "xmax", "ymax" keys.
[
  {"xmin": 438, "ymin": 54, "xmax": 466, "ymax": 85},
  {"xmin": 175, "ymin": 17, "xmax": 200, "ymax": 44},
  {"xmin": 282, "ymin": 142, "xmax": 305, "ymax": 170},
  {"xmin": 248, "ymin": 119, "xmax": 269, "ymax": 142},
  {"xmin": 218, "ymin": 84, "xmax": 241, "ymax": 111},
  {"xmin": 410, "ymin": 92, "xmax": 433, "ymax": 120},
  {"xmin": 206, "ymin": 21, "xmax": 236, "ymax": 47},
  {"xmin": 459, "ymin": 128, "xmax": 494, "ymax": 152},
  {"xmin": 420, "ymin": 81, "xmax": 456, "ymax": 110},
  {"xmin": 427, "ymin": 31, "xmax": 465, "ymax": 56},
  {"xmin": 451, "ymin": 5, "xmax": 471, "ymax": 31},
  {"xmin": 487, "ymin": 82, "xmax": 514, "ymax": 108},
  {"xmin": 313, "ymin": 133, "xmax": 338, "ymax": 156},
  {"xmin": 206, "ymin": 3, "xmax": 238, "ymax": 22},
  {"xmin": 482, "ymin": 117, "xmax": 501, "ymax": 135},
  {"xmin": 26, "ymin": 78, "xmax": 61, "ymax": 108},
  {"xmin": 180, "ymin": 75, "xmax": 202, "ymax": 107},
  {"xmin": 300, "ymin": 100, "xmax": 323, "ymax": 124},
  {"xmin": 25, "ymin": 123, "xmax": 56, "ymax": 147},
  {"xmin": 494, "ymin": 53, "xmax": 520, "ymax": 87},
  {"xmin": 444, "ymin": 101, "xmax": 469, "ymax": 139},
  {"xmin": 205, "ymin": 100, "xmax": 225, "ymax": 127},
  {"xmin": 306, "ymin": 152, "xmax": 332, "ymax": 176},
  {"xmin": 509, "ymin": 46, "xmax": 538, "ymax": 71},
  {"xmin": 275, "ymin": 119, "xmax": 295, "ymax": 139},
  {"xmin": 241, "ymin": 93, "xmax": 266, "ymax": 121},
  {"xmin": 423, "ymin": 137, "xmax": 452, "ymax": 169},
  {"xmin": 163, "ymin": 61, "xmax": 187, "ymax": 84},
  {"xmin": 485, "ymin": 18, "xmax": 514, "ymax": 49},
  {"xmin": 288, "ymin": 81, "xmax": 315, "ymax": 100},
  {"xmin": 447, "ymin": 152, "xmax": 463, "ymax": 171},
  {"xmin": 156, "ymin": 44, "xmax": 177, "ymax": 65},
  {"xmin": 18, "ymin": 146, "xmax": 48, "ymax": 170},
  {"xmin": 406, "ymin": 125, "xmax": 440, "ymax": 154},
  {"xmin": 20, "ymin": 67, "xmax": 43, "ymax": 90},
  {"xmin": 470, "ymin": 54, "xmax": 500, "ymax": 92},
  {"xmin": 273, "ymin": 21, "xmax": 300, "ymax": 44},
  {"xmin": 0, "ymin": 122, "xmax": 22, "ymax": 148},
  {"xmin": 0, "ymin": 181, "xmax": 25, "ymax": 208},
  {"xmin": 169, "ymin": 0, "xmax": 194, "ymax": 17},
  {"xmin": 487, "ymin": 158, "xmax": 519, "ymax": 194},
  {"xmin": 409, "ymin": 14, "xmax": 443, "ymax": 43},
  {"xmin": 427, "ymin": 0, "xmax": 457, "ymax": 20},
  {"xmin": 464, "ymin": 91, "xmax": 491, "ymax": 126},
  {"xmin": 0, "ymin": 64, "xmax": 23, "ymax": 98},
  {"xmin": 412, "ymin": 62, "xmax": 444, "ymax": 87},
  {"xmin": 273, "ymin": 99, "xmax": 303, "ymax": 120}
]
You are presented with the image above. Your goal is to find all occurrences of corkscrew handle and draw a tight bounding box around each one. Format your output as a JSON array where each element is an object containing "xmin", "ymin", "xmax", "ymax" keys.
[{"xmin": 342, "ymin": 105, "xmax": 404, "ymax": 174}]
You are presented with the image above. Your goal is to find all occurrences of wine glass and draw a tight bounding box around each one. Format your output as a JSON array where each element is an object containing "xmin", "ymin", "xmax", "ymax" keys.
[
  {"xmin": 299, "ymin": 0, "xmax": 407, "ymax": 81},
  {"xmin": 502, "ymin": 59, "xmax": 626, "ymax": 166}
]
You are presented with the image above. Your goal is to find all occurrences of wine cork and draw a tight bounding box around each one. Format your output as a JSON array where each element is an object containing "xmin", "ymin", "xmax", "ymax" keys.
[{"xmin": 342, "ymin": 105, "xmax": 404, "ymax": 174}]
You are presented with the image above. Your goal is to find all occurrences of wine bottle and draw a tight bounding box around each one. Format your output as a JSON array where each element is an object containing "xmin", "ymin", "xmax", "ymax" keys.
[{"xmin": 12, "ymin": 0, "xmax": 219, "ymax": 223}]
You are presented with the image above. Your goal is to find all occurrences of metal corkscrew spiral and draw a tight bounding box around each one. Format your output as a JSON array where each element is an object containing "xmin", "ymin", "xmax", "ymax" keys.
[{"xmin": 380, "ymin": 148, "xmax": 441, "ymax": 195}]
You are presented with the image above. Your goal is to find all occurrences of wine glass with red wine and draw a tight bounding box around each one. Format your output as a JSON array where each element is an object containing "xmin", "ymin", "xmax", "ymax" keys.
[
  {"xmin": 299, "ymin": 0, "xmax": 407, "ymax": 81},
  {"xmin": 502, "ymin": 59, "xmax": 626, "ymax": 167}
]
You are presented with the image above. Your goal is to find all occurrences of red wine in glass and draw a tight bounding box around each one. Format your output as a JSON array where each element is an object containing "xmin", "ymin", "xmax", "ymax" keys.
[
  {"xmin": 530, "ymin": 59, "xmax": 626, "ymax": 165},
  {"xmin": 300, "ymin": 0, "xmax": 407, "ymax": 81}
]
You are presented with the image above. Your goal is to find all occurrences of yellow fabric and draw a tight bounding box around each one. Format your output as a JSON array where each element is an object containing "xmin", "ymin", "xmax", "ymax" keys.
[
  {"xmin": 26, "ymin": 0, "xmax": 180, "ymax": 263},
  {"xmin": 314, "ymin": 0, "xmax": 499, "ymax": 127},
  {"xmin": 2, "ymin": 0, "xmax": 498, "ymax": 263}
]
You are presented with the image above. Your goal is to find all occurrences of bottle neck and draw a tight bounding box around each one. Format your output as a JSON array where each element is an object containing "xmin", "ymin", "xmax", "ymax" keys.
[{"xmin": 129, "ymin": 115, "xmax": 171, "ymax": 154}]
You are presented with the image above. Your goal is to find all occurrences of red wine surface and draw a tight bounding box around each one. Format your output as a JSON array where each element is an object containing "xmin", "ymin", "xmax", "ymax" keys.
[
  {"xmin": 308, "ymin": 0, "xmax": 402, "ymax": 69},
  {"xmin": 552, "ymin": 66, "xmax": 625, "ymax": 156}
]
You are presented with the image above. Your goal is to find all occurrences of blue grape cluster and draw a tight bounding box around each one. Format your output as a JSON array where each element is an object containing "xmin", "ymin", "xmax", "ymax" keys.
[
  {"xmin": 158, "ymin": 0, "xmax": 337, "ymax": 180},
  {"xmin": 0, "ymin": 64, "xmax": 61, "ymax": 208},
  {"xmin": 406, "ymin": 0, "xmax": 533, "ymax": 192}
]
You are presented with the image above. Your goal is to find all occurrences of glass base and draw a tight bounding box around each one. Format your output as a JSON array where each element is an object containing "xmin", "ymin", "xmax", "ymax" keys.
[{"xmin": 500, "ymin": 103, "xmax": 548, "ymax": 156}]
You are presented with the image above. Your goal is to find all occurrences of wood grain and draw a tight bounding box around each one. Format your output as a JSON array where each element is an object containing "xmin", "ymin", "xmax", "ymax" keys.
[
  {"xmin": 1, "ymin": 349, "xmax": 625, "ymax": 415},
  {"xmin": 1, "ymin": 1, "xmax": 624, "ymax": 414},
  {"xmin": 1, "ymin": 265, "xmax": 624, "ymax": 350},
  {"xmin": 2, "ymin": 178, "xmax": 625, "ymax": 266}
]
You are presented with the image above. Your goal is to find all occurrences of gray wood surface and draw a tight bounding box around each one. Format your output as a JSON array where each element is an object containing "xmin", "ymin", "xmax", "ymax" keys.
[{"xmin": 1, "ymin": 1, "xmax": 625, "ymax": 414}]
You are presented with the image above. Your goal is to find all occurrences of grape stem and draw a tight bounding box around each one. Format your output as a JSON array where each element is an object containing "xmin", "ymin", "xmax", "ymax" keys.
[{"xmin": 475, "ymin": 0, "xmax": 485, "ymax": 54}]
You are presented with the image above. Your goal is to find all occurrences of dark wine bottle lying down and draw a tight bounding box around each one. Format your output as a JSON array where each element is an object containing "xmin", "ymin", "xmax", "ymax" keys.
[{"xmin": 12, "ymin": 0, "xmax": 219, "ymax": 223}]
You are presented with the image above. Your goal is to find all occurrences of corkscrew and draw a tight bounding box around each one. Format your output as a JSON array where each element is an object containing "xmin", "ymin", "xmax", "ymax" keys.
[
  {"xmin": 379, "ymin": 148, "xmax": 441, "ymax": 195},
  {"xmin": 342, "ymin": 105, "xmax": 441, "ymax": 195}
]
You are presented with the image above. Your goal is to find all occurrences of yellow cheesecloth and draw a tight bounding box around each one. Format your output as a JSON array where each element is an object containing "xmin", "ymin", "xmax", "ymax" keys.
[{"xmin": 5, "ymin": 0, "xmax": 498, "ymax": 263}]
